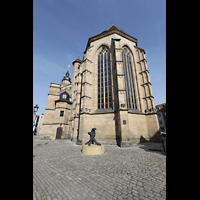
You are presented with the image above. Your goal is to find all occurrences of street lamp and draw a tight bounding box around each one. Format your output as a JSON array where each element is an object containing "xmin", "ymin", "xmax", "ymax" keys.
[
  {"xmin": 33, "ymin": 104, "xmax": 39, "ymax": 136},
  {"xmin": 33, "ymin": 104, "xmax": 39, "ymax": 113}
]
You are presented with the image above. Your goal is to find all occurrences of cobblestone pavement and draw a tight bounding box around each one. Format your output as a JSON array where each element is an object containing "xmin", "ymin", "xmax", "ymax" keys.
[{"xmin": 33, "ymin": 138, "xmax": 166, "ymax": 200}]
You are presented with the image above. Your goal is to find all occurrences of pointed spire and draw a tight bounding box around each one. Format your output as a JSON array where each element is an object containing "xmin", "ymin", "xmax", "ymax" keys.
[{"xmin": 61, "ymin": 66, "xmax": 71, "ymax": 84}]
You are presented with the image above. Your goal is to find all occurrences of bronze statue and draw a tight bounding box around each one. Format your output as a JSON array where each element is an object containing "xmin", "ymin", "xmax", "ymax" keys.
[{"xmin": 85, "ymin": 128, "xmax": 101, "ymax": 146}]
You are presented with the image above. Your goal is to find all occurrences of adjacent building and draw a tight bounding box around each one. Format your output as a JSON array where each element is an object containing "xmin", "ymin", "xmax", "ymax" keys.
[
  {"xmin": 36, "ymin": 114, "xmax": 44, "ymax": 135},
  {"xmin": 155, "ymin": 103, "xmax": 166, "ymax": 132},
  {"xmin": 40, "ymin": 25, "xmax": 160, "ymax": 146}
]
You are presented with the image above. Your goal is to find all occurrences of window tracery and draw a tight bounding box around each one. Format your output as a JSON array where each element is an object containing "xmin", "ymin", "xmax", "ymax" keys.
[
  {"xmin": 122, "ymin": 46, "xmax": 137, "ymax": 109},
  {"xmin": 97, "ymin": 46, "xmax": 112, "ymax": 109}
]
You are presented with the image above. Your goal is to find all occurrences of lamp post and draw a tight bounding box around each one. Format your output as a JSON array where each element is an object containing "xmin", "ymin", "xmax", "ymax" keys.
[
  {"xmin": 33, "ymin": 104, "xmax": 39, "ymax": 114},
  {"xmin": 76, "ymin": 72, "xmax": 83, "ymax": 145},
  {"xmin": 33, "ymin": 104, "xmax": 39, "ymax": 135}
]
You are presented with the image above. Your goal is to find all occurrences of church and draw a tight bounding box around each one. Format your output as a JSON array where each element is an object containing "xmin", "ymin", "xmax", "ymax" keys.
[{"xmin": 39, "ymin": 25, "xmax": 160, "ymax": 146}]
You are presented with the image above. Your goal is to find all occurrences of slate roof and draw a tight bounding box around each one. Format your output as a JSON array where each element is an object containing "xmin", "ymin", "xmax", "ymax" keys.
[{"xmin": 84, "ymin": 25, "xmax": 138, "ymax": 54}]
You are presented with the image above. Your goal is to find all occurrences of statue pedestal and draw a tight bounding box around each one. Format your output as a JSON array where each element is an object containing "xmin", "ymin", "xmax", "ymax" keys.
[{"xmin": 82, "ymin": 144, "xmax": 105, "ymax": 155}]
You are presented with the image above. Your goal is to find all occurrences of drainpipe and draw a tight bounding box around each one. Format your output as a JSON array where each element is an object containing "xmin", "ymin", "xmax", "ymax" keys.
[{"xmin": 76, "ymin": 72, "xmax": 83, "ymax": 145}]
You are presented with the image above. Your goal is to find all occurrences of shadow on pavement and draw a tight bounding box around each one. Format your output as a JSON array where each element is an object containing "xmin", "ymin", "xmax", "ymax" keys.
[{"xmin": 138, "ymin": 136, "xmax": 166, "ymax": 155}]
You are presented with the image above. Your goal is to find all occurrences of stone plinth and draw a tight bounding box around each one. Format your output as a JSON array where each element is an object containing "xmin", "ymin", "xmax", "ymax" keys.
[{"xmin": 82, "ymin": 144, "xmax": 105, "ymax": 155}]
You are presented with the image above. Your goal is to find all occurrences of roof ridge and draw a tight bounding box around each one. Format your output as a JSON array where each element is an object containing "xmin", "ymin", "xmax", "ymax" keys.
[{"xmin": 107, "ymin": 24, "xmax": 120, "ymax": 31}]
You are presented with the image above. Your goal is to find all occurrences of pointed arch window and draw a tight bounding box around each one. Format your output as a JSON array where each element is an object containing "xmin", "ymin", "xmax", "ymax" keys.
[
  {"xmin": 97, "ymin": 46, "xmax": 112, "ymax": 109},
  {"xmin": 122, "ymin": 46, "xmax": 137, "ymax": 109}
]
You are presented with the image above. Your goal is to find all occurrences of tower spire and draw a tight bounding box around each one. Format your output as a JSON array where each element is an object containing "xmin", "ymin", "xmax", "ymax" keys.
[{"xmin": 61, "ymin": 65, "xmax": 71, "ymax": 84}]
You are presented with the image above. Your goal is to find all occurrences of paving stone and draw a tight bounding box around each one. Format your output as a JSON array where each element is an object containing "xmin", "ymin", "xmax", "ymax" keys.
[
  {"xmin": 33, "ymin": 138, "xmax": 166, "ymax": 199},
  {"xmin": 145, "ymin": 191, "xmax": 155, "ymax": 198}
]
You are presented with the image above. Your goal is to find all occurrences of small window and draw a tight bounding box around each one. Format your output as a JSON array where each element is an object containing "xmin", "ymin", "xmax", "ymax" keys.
[
  {"xmin": 60, "ymin": 111, "xmax": 64, "ymax": 117},
  {"xmin": 62, "ymin": 94, "xmax": 67, "ymax": 99}
]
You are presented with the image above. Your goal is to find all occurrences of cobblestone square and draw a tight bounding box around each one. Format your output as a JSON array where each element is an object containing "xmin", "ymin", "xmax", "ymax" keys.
[{"xmin": 33, "ymin": 138, "xmax": 166, "ymax": 200}]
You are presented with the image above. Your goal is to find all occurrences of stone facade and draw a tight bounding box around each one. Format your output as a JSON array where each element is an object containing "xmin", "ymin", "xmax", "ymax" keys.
[
  {"xmin": 40, "ymin": 72, "xmax": 72, "ymax": 140},
  {"xmin": 156, "ymin": 103, "xmax": 166, "ymax": 132},
  {"xmin": 40, "ymin": 25, "xmax": 160, "ymax": 146}
]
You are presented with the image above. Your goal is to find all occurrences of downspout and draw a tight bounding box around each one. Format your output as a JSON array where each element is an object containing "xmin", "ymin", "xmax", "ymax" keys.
[{"xmin": 76, "ymin": 72, "xmax": 83, "ymax": 145}]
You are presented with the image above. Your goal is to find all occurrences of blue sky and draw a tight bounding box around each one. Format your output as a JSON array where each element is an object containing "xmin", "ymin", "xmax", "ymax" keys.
[{"xmin": 33, "ymin": 0, "xmax": 166, "ymax": 115}]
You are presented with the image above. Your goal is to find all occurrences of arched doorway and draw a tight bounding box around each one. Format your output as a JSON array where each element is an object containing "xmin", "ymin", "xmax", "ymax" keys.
[{"xmin": 56, "ymin": 127, "xmax": 62, "ymax": 139}]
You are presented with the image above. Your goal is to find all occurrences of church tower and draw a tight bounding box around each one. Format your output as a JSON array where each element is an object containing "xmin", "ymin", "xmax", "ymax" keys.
[{"xmin": 39, "ymin": 68, "xmax": 72, "ymax": 140}]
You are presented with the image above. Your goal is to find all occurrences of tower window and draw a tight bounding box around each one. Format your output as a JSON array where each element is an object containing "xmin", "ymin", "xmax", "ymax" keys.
[
  {"xmin": 97, "ymin": 46, "xmax": 112, "ymax": 109},
  {"xmin": 62, "ymin": 94, "xmax": 67, "ymax": 99},
  {"xmin": 60, "ymin": 111, "xmax": 64, "ymax": 117}
]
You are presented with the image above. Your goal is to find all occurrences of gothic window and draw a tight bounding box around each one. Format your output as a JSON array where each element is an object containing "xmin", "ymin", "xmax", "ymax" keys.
[
  {"xmin": 98, "ymin": 46, "xmax": 112, "ymax": 109},
  {"xmin": 122, "ymin": 46, "xmax": 137, "ymax": 109}
]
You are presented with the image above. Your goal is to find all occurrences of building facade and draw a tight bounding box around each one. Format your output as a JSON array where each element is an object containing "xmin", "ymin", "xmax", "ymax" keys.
[
  {"xmin": 40, "ymin": 25, "xmax": 160, "ymax": 146},
  {"xmin": 36, "ymin": 114, "xmax": 44, "ymax": 135},
  {"xmin": 156, "ymin": 103, "xmax": 166, "ymax": 132}
]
